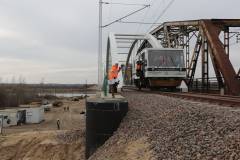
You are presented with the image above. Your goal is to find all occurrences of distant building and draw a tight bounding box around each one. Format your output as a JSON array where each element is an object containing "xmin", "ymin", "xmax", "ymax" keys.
[
  {"xmin": 0, "ymin": 109, "xmax": 18, "ymax": 127},
  {"xmin": 0, "ymin": 104, "xmax": 45, "ymax": 127},
  {"xmin": 19, "ymin": 105, "xmax": 45, "ymax": 124}
]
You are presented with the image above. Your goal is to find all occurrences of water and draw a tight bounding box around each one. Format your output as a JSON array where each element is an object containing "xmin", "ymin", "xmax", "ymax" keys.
[
  {"xmin": 39, "ymin": 93, "xmax": 95, "ymax": 98},
  {"xmin": 55, "ymin": 93, "xmax": 95, "ymax": 98}
]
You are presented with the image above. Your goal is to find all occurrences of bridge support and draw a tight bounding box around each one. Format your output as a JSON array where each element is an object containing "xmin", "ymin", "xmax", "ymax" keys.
[
  {"xmin": 201, "ymin": 20, "xmax": 240, "ymax": 95},
  {"xmin": 201, "ymin": 36, "xmax": 209, "ymax": 91}
]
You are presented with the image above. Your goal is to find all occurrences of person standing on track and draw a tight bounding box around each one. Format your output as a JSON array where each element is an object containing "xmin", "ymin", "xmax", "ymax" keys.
[
  {"xmin": 108, "ymin": 63, "xmax": 121, "ymax": 98},
  {"xmin": 136, "ymin": 60, "xmax": 144, "ymax": 90}
]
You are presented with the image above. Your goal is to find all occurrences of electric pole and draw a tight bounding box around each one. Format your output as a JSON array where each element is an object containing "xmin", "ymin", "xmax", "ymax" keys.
[{"xmin": 98, "ymin": 0, "xmax": 103, "ymax": 89}]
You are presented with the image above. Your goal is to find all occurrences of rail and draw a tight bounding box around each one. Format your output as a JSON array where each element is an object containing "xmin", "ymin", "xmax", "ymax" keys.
[{"xmin": 122, "ymin": 86, "xmax": 240, "ymax": 107}]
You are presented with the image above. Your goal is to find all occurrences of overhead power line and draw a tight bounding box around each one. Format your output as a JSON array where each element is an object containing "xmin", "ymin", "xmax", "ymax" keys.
[
  {"xmin": 102, "ymin": 2, "xmax": 149, "ymax": 6},
  {"xmin": 136, "ymin": 0, "xmax": 160, "ymax": 33},
  {"xmin": 105, "ymin": 1, "xmax": 149, "ymax": 27},
  {"xmin": 107, "ymin": 0, "xmax": 112, "ymax": 22},
  {"xmin": 102, "ymin": 5, "xmax": 150, "ymax": 28},
  {"xmin": 119, "ymin": 20, "xmax": 162, "ymax": 25},
  {"xmin": 147, "ymin": 0, "xmax": 175, "ymax": 33}
]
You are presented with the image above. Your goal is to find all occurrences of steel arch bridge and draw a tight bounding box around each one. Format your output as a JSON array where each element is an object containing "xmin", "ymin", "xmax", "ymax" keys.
[
  {"xmin": 105, "ymin": 32, "xmax": 161, "ymax": 88},
  {"xmin": 105, "ymin": 19, "xmax": 240, "ymax": 95}
]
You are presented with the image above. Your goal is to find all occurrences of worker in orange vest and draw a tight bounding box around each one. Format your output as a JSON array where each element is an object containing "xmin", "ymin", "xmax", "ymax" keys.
[{"xmin": 108, "ymin": 63, "xmax": 121, "ymax": 98}]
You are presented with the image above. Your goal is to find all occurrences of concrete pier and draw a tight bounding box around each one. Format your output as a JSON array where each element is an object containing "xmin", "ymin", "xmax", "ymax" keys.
[{"xmin": 85, "ymin": 93, "xmax": 128, "ymax": 159}]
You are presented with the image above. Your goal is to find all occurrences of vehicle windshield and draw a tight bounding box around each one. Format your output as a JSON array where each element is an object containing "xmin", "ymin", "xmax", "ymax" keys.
[{"xmin": 148, "ymin": 50, "xmax": 184, "ymax": 67}]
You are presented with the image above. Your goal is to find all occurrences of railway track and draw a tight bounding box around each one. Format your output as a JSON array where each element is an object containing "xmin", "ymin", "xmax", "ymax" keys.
[{"xmin": 122, "ymin": 85, "xmax": 240, "ymax": 107}]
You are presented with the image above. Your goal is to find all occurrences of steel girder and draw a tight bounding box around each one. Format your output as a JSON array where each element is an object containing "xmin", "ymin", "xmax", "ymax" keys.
[
  {"xmin": 148, "ymin": 19, "xmax": 240, "ymax": 95},
  {"xmin": 201, "ymin": 20, "xmax": 240, "ymax": 95}
]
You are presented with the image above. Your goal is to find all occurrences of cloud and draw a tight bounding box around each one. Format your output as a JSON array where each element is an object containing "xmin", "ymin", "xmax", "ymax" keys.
[
  {"xmin": 0, "ymin": 57, "xmax": 97, "ymax": 84},
  {"xmin": 0, "ymin": 0, "xmax": 239, "ymax": 83}
]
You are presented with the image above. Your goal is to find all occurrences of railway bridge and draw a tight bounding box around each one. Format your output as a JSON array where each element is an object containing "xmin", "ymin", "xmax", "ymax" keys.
[{"xmin": 105, "ymin": 19, "xmax": 240, "ymax": 96}]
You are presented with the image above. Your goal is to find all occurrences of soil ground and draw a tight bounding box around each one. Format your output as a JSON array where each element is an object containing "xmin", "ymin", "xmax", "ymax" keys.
[{"xmin": 0, "ymin": 98, "xmax": 86, "ymax": 160}]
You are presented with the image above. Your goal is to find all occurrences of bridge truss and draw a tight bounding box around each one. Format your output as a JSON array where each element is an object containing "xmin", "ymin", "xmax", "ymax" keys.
[{"xmin": 106, "ymin": 19, "xmax": 240, "ymax": 95}]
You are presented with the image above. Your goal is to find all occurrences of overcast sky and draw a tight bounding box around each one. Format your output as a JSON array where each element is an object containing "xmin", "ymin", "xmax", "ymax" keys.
[{"xmin": 0, "ymin": 0, "xmax": 239, "ymax": 84}]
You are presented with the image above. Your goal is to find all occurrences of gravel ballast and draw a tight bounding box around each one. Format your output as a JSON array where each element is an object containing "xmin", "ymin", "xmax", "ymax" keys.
[{"xmin": 90, "ymin": 92, "xmax": 240, "ymax": 160}]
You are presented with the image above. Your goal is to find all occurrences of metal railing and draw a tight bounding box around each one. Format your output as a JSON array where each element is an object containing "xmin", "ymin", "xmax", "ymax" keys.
[{"xmin": 189, "ymin": 77, "xmax": 224, "ymax": 93}]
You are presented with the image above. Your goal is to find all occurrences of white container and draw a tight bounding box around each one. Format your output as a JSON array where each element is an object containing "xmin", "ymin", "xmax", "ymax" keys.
[
  {"xmin": 26, "ymin": 107, "xmax": 44, "ymax": 124},
  {"xmin": 0, "ymin": 113, "xmax": 10, "ymax": 127},
  {"xmin": 0, "ymin": 110, "xmax": 18, "ymax": 126},
  {"xmin": 20, "ymin": 105, "xmax": 44, "ymax": 124}
]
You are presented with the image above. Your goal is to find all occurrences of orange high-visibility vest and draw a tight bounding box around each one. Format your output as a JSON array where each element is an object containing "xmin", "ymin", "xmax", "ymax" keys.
[{"xmin": 108, "ymin": 65, "xmax": 119, "ymax": 80}]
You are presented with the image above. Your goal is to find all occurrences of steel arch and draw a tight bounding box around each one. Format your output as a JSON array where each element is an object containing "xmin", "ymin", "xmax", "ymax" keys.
[{"xmin": 105, "ymin": 33, "xmax": 161, "ymax": 86}]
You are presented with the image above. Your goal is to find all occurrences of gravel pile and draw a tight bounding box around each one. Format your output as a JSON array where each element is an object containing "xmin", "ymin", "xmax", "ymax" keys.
[
  {"xmin": 90, "ymin": 92, "xmax": 240, "ymax": 160},
  {"xmin": 56, "ymin": 130, "xmax": 85, "ymax": 143}
]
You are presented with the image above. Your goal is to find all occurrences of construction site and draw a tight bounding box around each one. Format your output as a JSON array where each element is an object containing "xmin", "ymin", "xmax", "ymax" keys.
[{"xmin": 0, "ymin": 0, "xmax": 240, "ymax": 160}]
